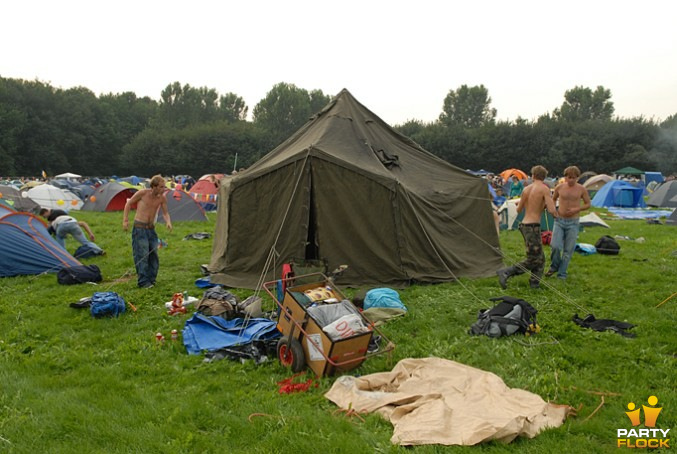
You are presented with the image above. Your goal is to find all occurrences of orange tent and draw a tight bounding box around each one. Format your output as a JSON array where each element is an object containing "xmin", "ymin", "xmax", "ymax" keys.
[{"xmin": 500, "ymin": 168, "xmax": 528, "ymax": 182}]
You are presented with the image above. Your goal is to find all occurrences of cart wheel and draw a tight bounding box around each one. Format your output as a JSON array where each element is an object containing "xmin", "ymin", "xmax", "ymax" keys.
[{"xmin": 277, "ymin": 336, "xmax": 305, "ymax": 372}]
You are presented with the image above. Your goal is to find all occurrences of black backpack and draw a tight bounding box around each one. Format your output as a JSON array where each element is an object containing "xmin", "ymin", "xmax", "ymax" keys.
[
  {"xmin": 595, "ymin": 235, "xmax": 621, "ymax": 255},
  {"xmin": 57, "ymin": 264, "xmax": 103, "ymax": 285},
  {"xmin": 470, "ymin": 296, "xmax": 540, "ymax": 338}
]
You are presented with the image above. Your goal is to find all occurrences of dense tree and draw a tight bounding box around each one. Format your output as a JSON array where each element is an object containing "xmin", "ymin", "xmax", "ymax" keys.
[
  {"xmin": 553, "ymin": 86, "xmax": 614, "ymax": 122},
  {"xmin": 0, "ymin": 99, "xmax": 25, "ymax": 175},
  {"xmin": 253, "ymin": 82, "xmax": 331, "ymax": 144},
  {"xmin": 121, "ymin": 121, "xmax": 270, "ymax": 177},
  {"xmin": 219, "ymin": 92, "xmax": 248, "ymax": 122},
  {"xmin": 660, "ymin": 114, "xmax": 677, "ymax": 129},
  {"xmin": 439, "ymin": 84, "xmax": 496, "ymax": 128},
  {"xmin": 650, "ymin": 118, "xmax": 677, "ymax": 175},
  {"xmin": 395, "ymin": 119, "xmax": 428, "ymax": 138},
  {"xmin": 158, "ymin": 82, "xmax": 218, "ymax": 128},
  {"xmin": 0, "ymin": 76, "xmax": 675, "ymax": 179}
]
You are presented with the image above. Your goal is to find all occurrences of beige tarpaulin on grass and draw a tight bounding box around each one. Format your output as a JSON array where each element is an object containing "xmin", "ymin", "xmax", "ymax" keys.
[{"xmin": 325, "ymin": 357, "xmax": 573, "ymax": 446}]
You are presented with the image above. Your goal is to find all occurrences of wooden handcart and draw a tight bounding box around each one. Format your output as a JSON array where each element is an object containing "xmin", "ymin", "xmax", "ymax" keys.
[{"xmin": 263, "ymin": 273, "xmax": 394, "ymax": 377}]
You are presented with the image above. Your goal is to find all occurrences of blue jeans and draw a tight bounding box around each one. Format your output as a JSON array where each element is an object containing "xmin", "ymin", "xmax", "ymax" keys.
[
  {"xmin": 549, "ymin": 218, "xmax": 580, "ymax": 278},
  {"xmin": 55, "ymin": 221, "xmax": 103, "ymax": 253},
  {"xmin": 132, "ymin": 226, "xmax": 159, "ymax": 287}
]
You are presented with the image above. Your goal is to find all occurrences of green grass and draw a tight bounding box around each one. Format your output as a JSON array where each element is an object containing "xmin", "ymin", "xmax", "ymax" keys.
[{"xmin": 0, "ymin": 210, "xmax": 675, "ymax": 453}]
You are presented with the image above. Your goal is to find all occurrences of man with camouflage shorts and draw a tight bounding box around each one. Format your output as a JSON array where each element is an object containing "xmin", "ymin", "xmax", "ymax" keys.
[{"xmin": 497, "ymin": 165, "xmax": 559, "ymax": 289}]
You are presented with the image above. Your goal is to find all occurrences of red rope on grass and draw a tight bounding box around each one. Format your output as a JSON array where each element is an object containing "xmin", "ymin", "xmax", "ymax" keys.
[{"xmin": 277, "ymin": 372, "xmax": 318, "ymax": 394}]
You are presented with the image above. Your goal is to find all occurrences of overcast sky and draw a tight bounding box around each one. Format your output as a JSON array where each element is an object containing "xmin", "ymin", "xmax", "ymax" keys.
[{"xmin": 3, "ymin": 0, "xmax": 676, "ymax": 125}]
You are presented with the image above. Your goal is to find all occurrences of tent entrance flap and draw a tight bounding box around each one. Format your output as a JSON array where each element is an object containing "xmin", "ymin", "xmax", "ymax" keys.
[{"xmin": 305, "ymin": 179, "xmax": 319, "ymax": 261}]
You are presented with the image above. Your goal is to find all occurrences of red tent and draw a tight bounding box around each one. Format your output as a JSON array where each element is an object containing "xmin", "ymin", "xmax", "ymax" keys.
[{"xmin": 189, "ymin": 175, "xmax": 223, "ymax": 210}]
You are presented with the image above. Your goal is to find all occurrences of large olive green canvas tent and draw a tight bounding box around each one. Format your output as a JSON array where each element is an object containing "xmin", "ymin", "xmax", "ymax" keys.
[{"xmin": 208, "ymin": 89, "xmax": 502, "ymax": 288}]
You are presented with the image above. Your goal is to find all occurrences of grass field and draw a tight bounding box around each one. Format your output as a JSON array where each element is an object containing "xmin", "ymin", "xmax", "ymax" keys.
[{"xmin": 0, "ymin": 209, "xmax": 675, "ymax": 453}]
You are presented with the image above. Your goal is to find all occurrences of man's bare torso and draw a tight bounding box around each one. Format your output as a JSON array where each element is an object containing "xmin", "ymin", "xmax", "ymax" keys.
[
  {"xmin": 555, "ymin": 182, "xmax": 587, "ymax": 219},
  {"xmin": 519, "ymin": 181, "xmax": 551, "ymax": 224},
  {"xmin": 134, "ymin": 188, "xmax": 165, "ymax": 224}
]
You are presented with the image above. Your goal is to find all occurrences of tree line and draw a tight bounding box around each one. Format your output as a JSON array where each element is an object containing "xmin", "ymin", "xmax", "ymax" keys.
[{"xmin": 0, "ymin": 77, "xmax": 675, "ymax": 178}]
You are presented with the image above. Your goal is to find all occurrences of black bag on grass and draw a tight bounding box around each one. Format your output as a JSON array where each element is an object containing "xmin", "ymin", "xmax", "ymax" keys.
[
  {"xmin": 469, "ymin": 296, "xmax": 539, "ymax": 338},
  {"xmin": 74, "ymin": 244, "xmax": 104, "ymax": 259},
  {"xmin": 595, "ymin": 235, "xmax": 620, "ymax": 255},
  {"xmin": 57, "ymin": 264, "xmax": 102, "ymax": 285}
]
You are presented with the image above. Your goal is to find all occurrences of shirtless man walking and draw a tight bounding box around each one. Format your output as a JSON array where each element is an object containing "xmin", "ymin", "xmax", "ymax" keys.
[
  {"xmin": 123, "ymin": 175, "xmax": 173, "ymax": 288},
  {"xmin": 546, "ymin": 166, "xmax": 591, "ymax": 280},
  {"xmin": 497, "ymin": 165, "xmax": 558, "ymax": 289}
]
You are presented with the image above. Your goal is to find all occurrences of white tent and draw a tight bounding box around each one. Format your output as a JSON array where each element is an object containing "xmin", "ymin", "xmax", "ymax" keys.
[
  {"xmin": 26, "ymin": 184, "xmax": 84, "ymax": 210},
  {"xmin": 54, "ymin": 172, "xmax": 82, "ymax": 181},
  {"xmin": 579, "ymin": 212, "xmax": 610, "ymax": 228}
]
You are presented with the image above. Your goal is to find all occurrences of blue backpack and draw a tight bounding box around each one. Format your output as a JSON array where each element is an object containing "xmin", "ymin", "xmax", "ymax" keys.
[{"xmin": 90, "ymin": 292, "xmax": 126, "ymax": 318}]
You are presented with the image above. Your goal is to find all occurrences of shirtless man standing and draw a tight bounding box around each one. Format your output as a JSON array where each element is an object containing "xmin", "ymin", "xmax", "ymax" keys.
[
  {"xmin": 123, "ymin": 175, "xmax": 173, "ymax": 288},
  {"xmin": 546, "ymin": 166, "xmax": 591, "ymax": 280},
  {"xmin": 497, "ymin": 165, "xmax": 558, "ymax": 289}
]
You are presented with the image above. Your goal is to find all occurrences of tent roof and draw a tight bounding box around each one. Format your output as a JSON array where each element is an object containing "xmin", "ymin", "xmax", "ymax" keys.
[
  {"xmin": 499, "ymin": 168, "xmax": 528, "ymax": 182},
  {"xmin": 0, "ymin": 211, "xmax": 81, "ymax": 276},
  {"xmin": 26, "ymin": 184, "xmax": 84, "ymax": 210},
  {"xmin": 647, "ymin": 180, "xmax": 677, "ymax": 208},
  {"xmin": 591, "ymin": 179, "xmax": 646, "ymax": 208},
  {"xmin": 157, "ymin": 189, "xmax": 207, "ymax": 222},
  {"xmin": 613, "ymin": 166, "xmax": 644, "ymax": 175},
  {"xmin": 240, "ymin": 89, "xmax": 478, "ymax": 192},
  {"xmin": 579, "ymin": 212, "xmax": 610, "ymax": 228},
  {"xmin": 583, "ymin": 174, "xmax": 613, "ymax": 189},
  {"xmin": 0, "ymin": 184, "xmax": 40, "ymax": 212},
  {"xmin": 54, "ymin": 172, "xmax": 82, "ymax": 179},
  {"xmin": 81, "ymin": 182, "xmax": 137, "ymax": 211}
]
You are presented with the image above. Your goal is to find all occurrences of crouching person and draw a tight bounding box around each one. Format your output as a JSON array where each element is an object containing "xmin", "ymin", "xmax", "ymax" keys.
[{"xmin": 40, "ymin": 208, "xmax": 104, "ymax": 255}]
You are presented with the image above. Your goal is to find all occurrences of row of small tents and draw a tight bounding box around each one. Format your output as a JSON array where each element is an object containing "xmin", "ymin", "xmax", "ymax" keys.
[
  {"xmin": 0, "ymin": 183, "xmax": 210, "ymax": 278},
  {"xmin": 0, "ymin": 182, "xmax": 211, "ymax": 222},
  {"xmin": 84, "ymin": 183, "xmax": 209, "ymax": 222},
  {"xmin": 0, "ymin": 173, "xmax": 224, "ymax": 213}
]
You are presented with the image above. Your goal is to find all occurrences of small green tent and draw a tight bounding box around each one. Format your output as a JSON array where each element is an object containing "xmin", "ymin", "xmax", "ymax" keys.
[
  {"xmin": 209, "ymin": 90, "xmax": 503, "ymax": 289},
  {"xmin": 613, "ymin": 166, "xmax": 644, "ymax": 176}
]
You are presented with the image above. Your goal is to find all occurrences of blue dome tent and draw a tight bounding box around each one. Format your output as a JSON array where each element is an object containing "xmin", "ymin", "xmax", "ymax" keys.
[
  {"xmin": 0, "ymin": 206, "xmax": 82, "ymax": 277},
  {"xmin": 591, "ymin": 180, "xmax": 646, "ymax": 208}
]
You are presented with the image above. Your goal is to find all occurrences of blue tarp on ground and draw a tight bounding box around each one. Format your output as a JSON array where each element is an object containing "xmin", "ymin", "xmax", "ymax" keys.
[
  {"xmin": 607, "ymin": 208, "xmax": 673, "ymax": 219},
  {"xmin": 182, "ymin": 313, "xmax": 280, "ymax": 355},
  {"xmin": 591, "ymin": 180, "xmax": 646, "ymax": 208}
]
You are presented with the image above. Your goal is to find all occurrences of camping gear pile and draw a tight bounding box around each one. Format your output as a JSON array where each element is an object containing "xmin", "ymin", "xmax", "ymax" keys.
[{"xmin": 263, "ymin": 272, "xmax": 394, "ymax": 377}]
